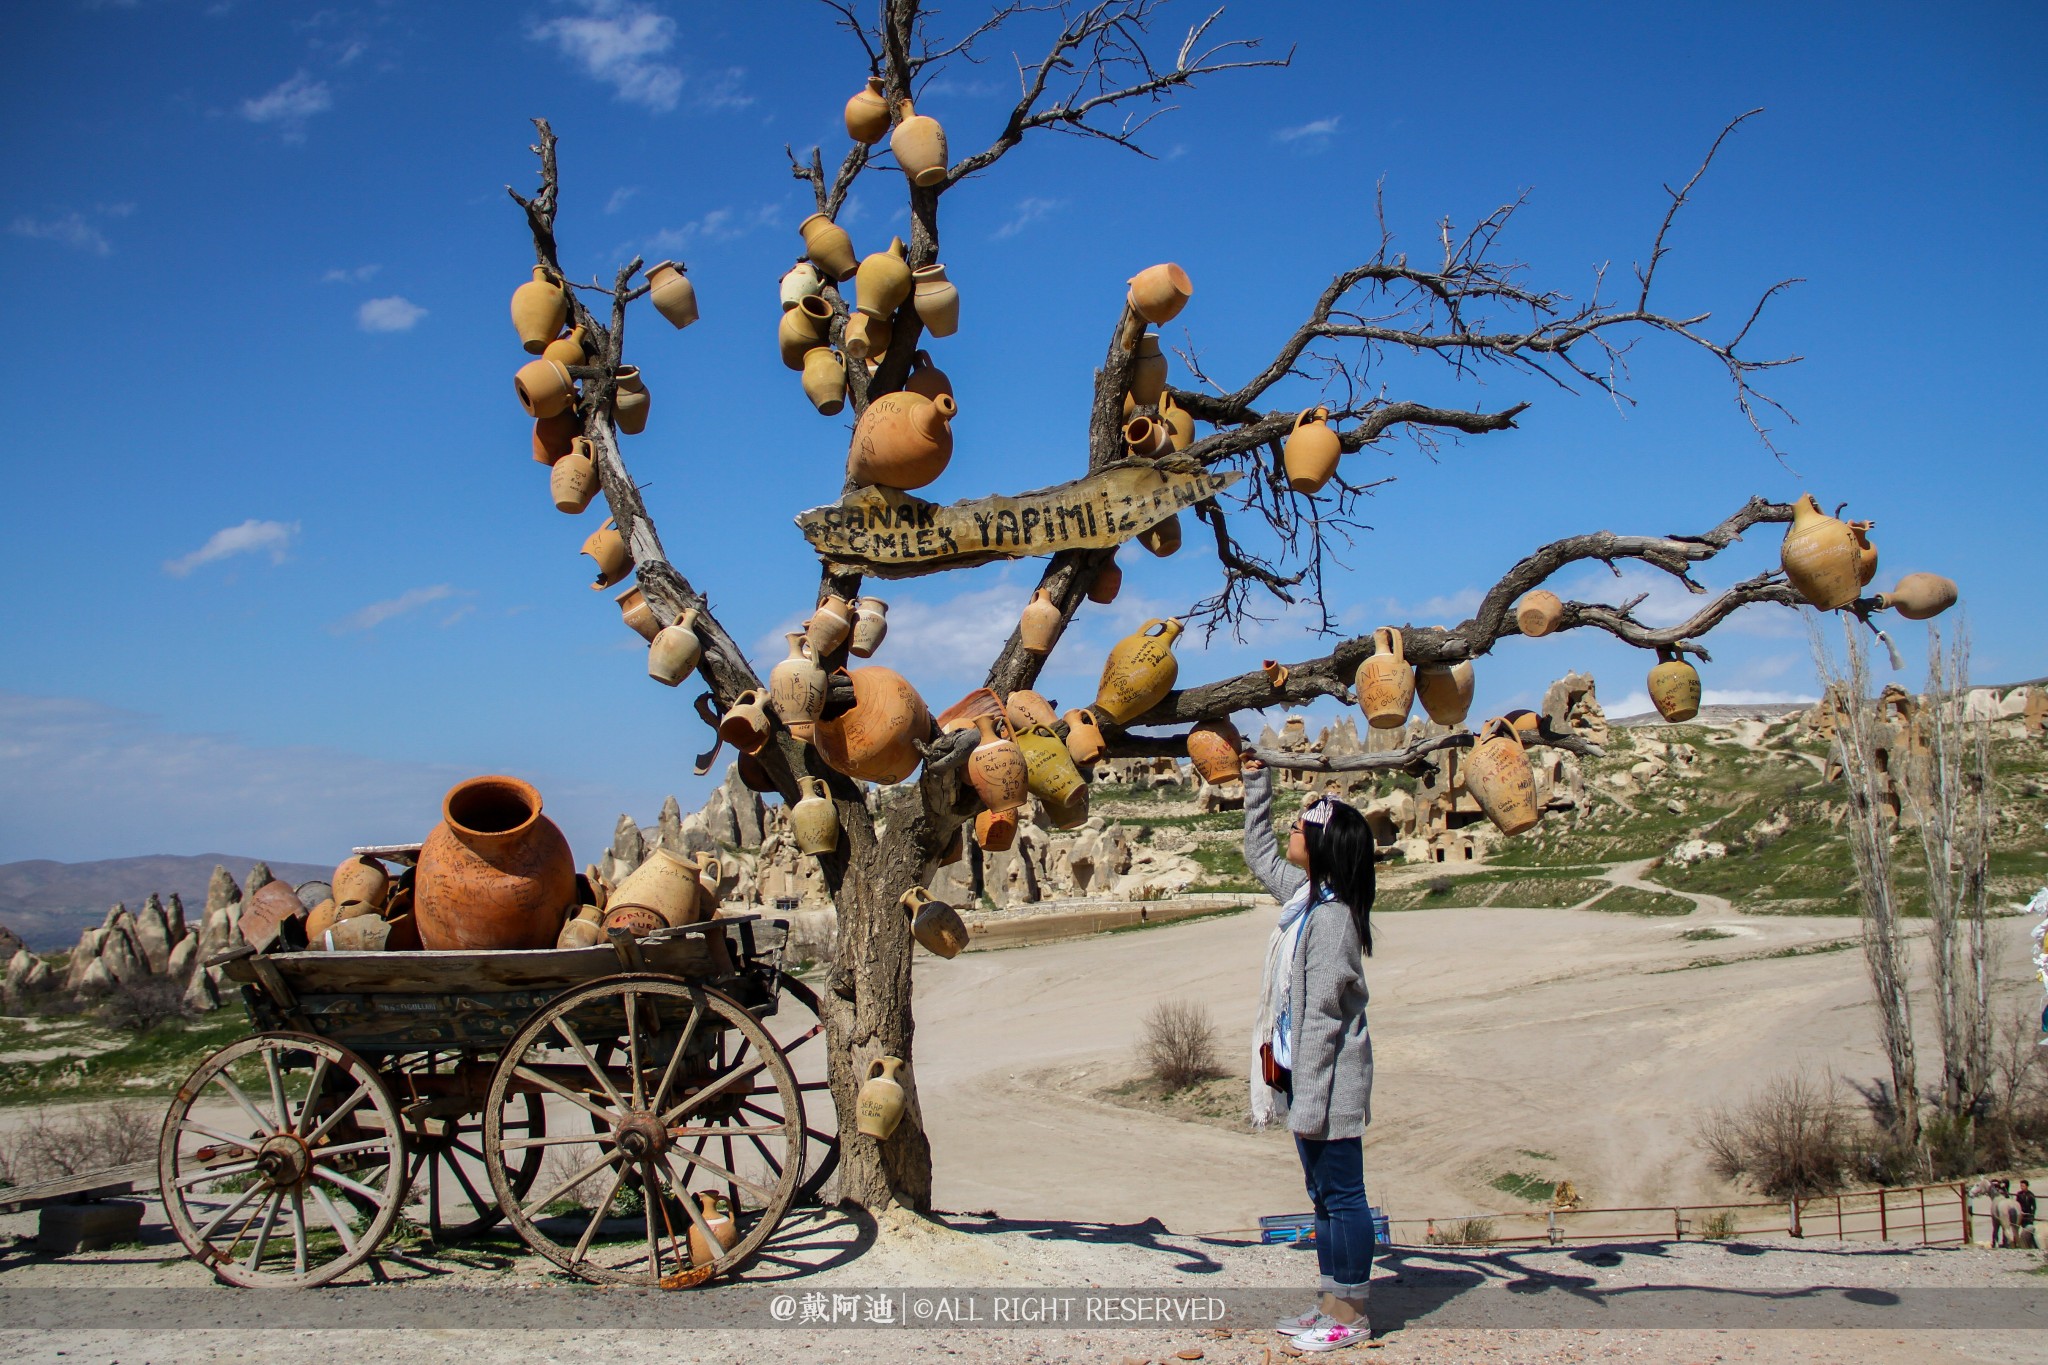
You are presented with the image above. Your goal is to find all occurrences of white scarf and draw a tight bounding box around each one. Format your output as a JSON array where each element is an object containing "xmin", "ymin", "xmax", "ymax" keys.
[{"xmin": 1249, "ymin": 881, "xmax": 1318, "ymax": 1130}]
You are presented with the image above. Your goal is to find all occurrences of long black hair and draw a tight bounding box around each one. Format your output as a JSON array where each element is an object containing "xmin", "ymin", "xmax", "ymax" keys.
[{"xmin": 1303, "ymin": 800, "xmax": 1376, "ymax": 956}]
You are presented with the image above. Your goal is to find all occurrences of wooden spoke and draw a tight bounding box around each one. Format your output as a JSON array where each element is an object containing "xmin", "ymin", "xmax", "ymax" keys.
[
  {"xmin": 178, "ymin": 1116, "xmax": 256, "ymax": 1149},
  {"xmin": 312, "ymin": 1163, "xmax": 390, "ymax": 1205},
  {"xmin": 194, "ymin": 1181, "xmax": 265, "ymax": 1244},
  {"xmin": 649, "ymin": 999, "xmax": 706, "ymax": 1114},
  {"xmin": 520, "ymin": 1146, "xmax": 619, "ymax": 1223},
  {"xmin": 264, "ymin": 1048, "xmax": 290, "ymax": 1139},
  {"xmin": 552, "ymin": 1016, "xmax": 627, "ymax": 1111},
  {"xmin": 310, "ymin": 1184, "xmax": 361, "ymax": 1258},
  {"xmin": 512, "ymin": 1065, "xmax": 617, "ymax": 1124},
  {"xmin": 294, "ymin": 1054, "xmax": 332, "ymax": 1135},
  {"xmin": 216, "ymin": 1072, "xmax": 278, "ymax": 1136},
  {"xmin": 570, "ymin": 1163, "xmax": 629, "ymax": 1266},
  {"xmin": 659, "ymin": 1057, "xmax": 767, "ymax": 1125},
  {"xmin": 291, "ymin": 1189, "xmax": 309, "ymax": 1277},
  {"xmin": 672, "ymin": 1145, "xmax": 774, "ymax": 1204},
  {"xmin": 626, "ymin": 990, "xmax": 648, "ymax": 1110},
  {"xmin": 174, "ymin": 1160, "xmax": 257, "ymax": 1190},
  {"xmin": 246, "ymin": 1191, "xmax": 284, "ymax": 1272},
  {"xmin": 301, "ymin": 1079, "xmax": 374, "ymax": 1147},
  {"xmin": 770, "ymin": 973, "xmax": 839, "ymax": 1205},
  {"xmin": 499, "ymin": 1132, "xmax": 605, "ymax": 1150}
]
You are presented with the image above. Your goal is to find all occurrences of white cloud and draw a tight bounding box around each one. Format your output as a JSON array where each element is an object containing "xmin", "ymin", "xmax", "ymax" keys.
[
  {"xmin": 162, "ymin": 519, "xmax": 299, "ymax": 577},
  {"xmin": 357, "ymin": 295, "xmax": 426, "ymax": 332},
  {"xmin": 643, "ymin": 203, "xmax": 780, "ymax": 253},
  {"xmin": 1553, "ymin": 564, "xmax": 1803, "ymax": 638},
  {"xmin": 240, "ymin": 71, "xmax": 333, "ymax": 140},
  {"xmin": 1274, "ymin": 115, "xmax": 1340, "ymax": 145},
  {"xmin": 692, "ymin": 66, "xmax": 752, "ymax": 111},
  {"xmin": 921, "ymin": 76, "xmax": 1003, "ymax": 98},
  {"xmin": 532, "ymin": 0, "xmax": 683, "ymax": 112},
  {"xmin": 322, "ymin": 263, "xmax": 380, "ymax": 283},
  {"xmin": 992, "ymin": 196, "xmax": 1064, "ymax": 240},
  {"xmin": 604, "ymin": 185, "xmax": 641, "ymax": 215},
  {"xmin": 1380, "ymin": 586, "xmax": 1484, "ymax": 625},
  {"xmin": 1607, "ymin": 687, "xmax": 1816, "ymax": 720},
  {"xmin": 330, "ymin": 584, "xmax": 460, "ymax": 633},
  {"xmin": 10, "ymin": 211, "xmax": 112, "ymax": 256}
]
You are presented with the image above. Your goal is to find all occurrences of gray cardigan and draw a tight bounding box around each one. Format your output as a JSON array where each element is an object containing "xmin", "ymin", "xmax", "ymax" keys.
[{"xmin": 1243, "ymin": 765, "xmax": 1374, "ymax": 1140}]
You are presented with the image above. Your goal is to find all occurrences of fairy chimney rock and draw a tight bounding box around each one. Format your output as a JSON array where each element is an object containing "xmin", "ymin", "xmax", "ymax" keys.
[
  {"xmin": 204, "ymin": 865, "xmax": 242, "ymax": 919},
  {"xmin": 722, "ymin": 765, "xmax": 765, "ymax": 849}
]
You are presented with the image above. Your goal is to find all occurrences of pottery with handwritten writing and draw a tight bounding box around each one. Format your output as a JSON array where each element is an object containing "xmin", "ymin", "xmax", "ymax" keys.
[
  {"xmin": 904, "ymin": 351, "xmax": 953, "ymax": 401},
  {"xmin": 850, "ymin": 596, "xmax": 889, "ymax": 657},
  {"xmin": 1016, "ymin": 724, "xmax": 1085, "ymax": 803},
  {"xmin": 1355, "ymin": 627, "xmax": 1414, "ymax": 730},
  {"xmin": 1647, "ymin": 648, "xmax": 1701, "ymax": 723},
  {"xmin": 1095, "ymin": 618, "xmax": 1182, "ymax": 724},
  {"xmin": 1005, "ymin": 689, "xmax": 1059, "ymax": 733},
  {"xmin": 812, "ymin": 666, "xmax": 931, "ymax": 784},
  {"xmin": 848, "ymin": 391, "xmax": 957, "ymax": 490},
  {"xmin": 770, "ymin": 632, "xmax": 829, "ymax": 736},
  {"xmin": 807, "ymin": 593, "xmax": 855, "ymax": 658},
  {"xmin": 550, "ymin": 440, "xmax": 598, "ymax": 513},
  {"xmin": 975, "ymin": 806, "xmax": 1017, "ymax": 852},
  {"xmin": 1515, "ymin": 590, "xmax": 1564, "ymax": 638},
  {"xmin": 791, "ymin": 775, "xmax": 839, "ymax": 856},
  {"xmin": 581, "ymin": 517, "xmax": 632, "ymax": 589},
  {"xmin": 967, "ymin": 714, "xmax": 1029, "ymax": 813},
  {"xmin": 648, "ymin": 607, "xmax": 703, "ymax": 686},
  {"xmin": 1466, "ymin": 718, "xmax": 1539, "ymax": 835},
  {"xmin": 1779, "ymin": 494, "xmax": 1863, "ymax": 610}
]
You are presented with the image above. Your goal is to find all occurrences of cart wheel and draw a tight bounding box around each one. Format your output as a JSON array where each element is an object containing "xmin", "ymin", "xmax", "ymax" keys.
[
  {"xmin": 771, "ymin": 971, "xmax": 841, "ymax": 1204},
  {"xmin": 394, "ymin": 1051, "xmax": 543, "ymax": 1242},
  {"xmin": 482, "ymin": 976, "xmax": 804, "ymax": 1287},
  {"xmin": 158, "ymin": 1032, "xmax": 407, "ymax": 1288}
]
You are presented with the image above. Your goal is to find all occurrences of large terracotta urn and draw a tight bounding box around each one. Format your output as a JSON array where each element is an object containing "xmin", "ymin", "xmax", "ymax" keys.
[
  {"xmin": 415, "ymin": 776, "xmax": 577, "ymax": 950},
  {"xmin": 812, "ymin": 666, "xmax": 931, "ymax": 784},
  {"xmin": 1095, "ymin": 618, "xmax": 1182, "ymax": 724},
  {"xmin": 1779, "ymin": 494, "xmax": 1863, "ymax": 610},
  {"xmin": 847, "ymin": 391, "xmax": 957, "ymax": 490}
]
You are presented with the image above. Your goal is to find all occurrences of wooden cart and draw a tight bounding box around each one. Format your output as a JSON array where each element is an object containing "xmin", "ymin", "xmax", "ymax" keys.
[{"xmin": 156, "ymin": 916, "xmax": 838, "ymax": 1289}]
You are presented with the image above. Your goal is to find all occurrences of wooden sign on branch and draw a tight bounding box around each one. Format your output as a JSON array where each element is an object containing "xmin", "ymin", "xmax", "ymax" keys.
[{"xmin": 796, "ymin": 461, "xmax": 1241, "ymax": 579}]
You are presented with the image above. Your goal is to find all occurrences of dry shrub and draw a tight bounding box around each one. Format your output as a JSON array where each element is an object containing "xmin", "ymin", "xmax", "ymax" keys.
[
  {"xmin": 1697, "ymin": 1209, "xmax": 1739, "ymax": 1240},
  {"xmin": 1140, "ymin": 998, "xmax": 1220, "ymax": 1091},
  {"xmin": 1697, "ymin": 1071, "xmax": 1851, "ymax": 1199},
  {"xmin": 0, "ymin": 1102, "xmax": 157, "ymax": 1185},
  {"xmin": 96, "ymin": 978, "xmax": 192, "ymax": 1034},
  {"xmin": 1426, "ymin": 1217, "xmax": 1495, "ymax": 1245}
]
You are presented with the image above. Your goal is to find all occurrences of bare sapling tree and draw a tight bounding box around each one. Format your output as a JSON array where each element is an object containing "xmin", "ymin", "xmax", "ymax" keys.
[
  {"xmin": 1812, "ymin": 619, "xmax": 1921, "ymax": 1148},
  {"xmin": 499, "ymin": 0, "xmax": 1935, "ymax": 1215},
  {"xmin": 1900, "ymin": 620, "xmax": 1996, "ymax": 1117}
]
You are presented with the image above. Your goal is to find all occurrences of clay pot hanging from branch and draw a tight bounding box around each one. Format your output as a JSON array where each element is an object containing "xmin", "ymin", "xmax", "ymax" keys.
[
  {"xmin": 1095, "ymin": 618, "xmax": 1183, "ymax": 724},
  {"xmin": 912, "ymin": 264, "xmax": 959, "ymax": 337},
  {"xmin": 1416, "ymin": 660, "xmax": 1475, "ymax": 727},
  {"xmin": 779, "ymin": 259, "xmax": 823, "ymax": 311},
  {"xmin": 648, "ymin": 608, "xmax": 703, "ymax": 686},
  {"xmin": 611, "ymin": 365, "xmax": 649, "ymax": 435},
  {"xmin": 1465, "ymin": 719, "xmax": 1539, "ymax": 835},
  {"xmin": 645, "ymin": 259, "xmax": 699, "ymax": 329},
  {"xmin": 514, "ymin": 357, "xmax": 573, "ymax": 419},
  {"xmin": 1126, "ymin": 262, "xmax": 1193, "ymax": 324},
  {"xmin": 550, "ymin": 437, "xmax": 598, "ymax": 514},
  {"xmin": 1515, "ymin": 590, "xmax": 1564, "ymax": 638},
  {"xmin": 812, "ymin": 667, "xmax": 931, "ymax": 784},
  {"xmin": 1128, "ymin": 332, "xmax": 1166, "ymax": 405},
  {"xmin": 1354, "ymin": 627, "xmax": 1415, "ymax": 730},
  {"xmin": 855, "ymin": 238, "xmax": 913, "ymax": 320},
  {"xmin": 801, "ymin": 346, "xmax": 847, "ymax": 416},
  {"xmin": 798, "ymin": 213, "xmax": 858, "ymax": 281},
  {"xmin": 967, "ymin": 714, "xmax": 1029, "ymax": 814},
  {"xmin": 791, "ymin": 776, "xmax": 840, "ymax": 856},
  {"xmin": 1019, "ymin": 588, "xmax": 1062, "ymax": 654},
  {"xmin": 1779, "ymin": 494, "xmax": 1865, "ymax": 610},
  {"xmin": 581, "ymin": 517, "xmax": 632, "ymax": 589},
  {"xmin": 847, "ymin": 392, "xmax": 957, "ymax": 490},
  {"xmin": 509, "ymin": 266, "xmax": 567, "ymax": 353},
  {"xmin": 849, "ymin": 596, "xmax": 889, "ymax": 657},
  {"xmin": 1283, "ymin": 406, "xmax": 1341, "ymax": 494},
  {"xmin": 844, "ymin": 76, "xmax": 890, "ymax": 144},
  {"xmin": 1647, "ymin": 647, "xmax": 1702, "ymax": 723},
  {"xmin": 903, "ymin": 888, "xmax": 970, "ymax": 959},
  {"xmin": 1880, "ymin": 572, "xmax": 1957, "ymax": 620},
  {"xmin": 779, "ymin": 295, "xmax": 834, "ymax": 370},
  {"xmin": 890, "ymin": 101, "xmax": 948, "ymax": 186}
]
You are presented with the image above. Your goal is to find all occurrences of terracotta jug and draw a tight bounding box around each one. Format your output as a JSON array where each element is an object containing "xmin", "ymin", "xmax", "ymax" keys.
[
  {"xmin": 333, "ymin": 854, "xmax": 388, "ymax": 911},
  {"xmin": 1016, "ymin": 724, "xmax": 1085, "ymax": 803},
  {"xmin": 416, "ymin": 776, "xmax": 577, "ymax": 950},
  {"xmin": 645, "ymin": 259, "xmax": 698, "ymax": 330},
  {"xmin": 791, "ymin": 776, "xmax": 839, "ymax": 856},
  {"xmin": 550, "ymin": 438, "xmax": 598, "ymax": 514},
  {"xmin": 850, "ymin": 595, "xmax": 889, "ymax": 657},
  {"xmin": 1044, "ymin": 782, "xmax": 1091, "ymax": 830},
  {"xmin": 515, "ymin": 357, "xmax": 573, "ymax": 419},
  {"xmin": 799, "ymin": 212, "xmax": 858, "ymax": 281},
  {"xmin": 903, "ymin": 887, "xmax": 970, "ymax": 959},
  {"xmin": 1186, "ymin": 718, "xmax": 1244, "ymax": 785},
  {"xmin": 975, "ymin": 806, "xmax": 1017, "ymax": 852},
  {"xmin": 1263, "ymin": 659, "xmax": 1290, "ymax": 689},
  {"xmin": 1465, "ymin": 719, "xmax": 1539, "ymax": 836},
  {"xmin": 1062, "ymin": 708, "xmax": 1107, "ymax": 765},
  {"xmin": 1005, "ymin": 689, "xmax": 1058, "ymax": 732},
  {"xmin": 612, "ymin": 365, "xmax": 650, "ymax": 436},
  {"xmin": 1123, "ymin": 414, "xmax": 1171, "ymax": 459},
  {"xmin": 688, "ymin": 1193, "xmax": 741, "ymax": 1267},
  {"xmin": 532, "ymin": 409, "xmax": 581, "ymax": 465},
  {"xmin": 848, "ymin": 391, "xmax": 957, "ymax": 490},
  {"xmin": 778, "ymin": 294, "xmax": 833, "ymax": 370},
  {"xmin": 779, "ymin": 258, "xmax": 823, "ymax": 311},
  {"xmin": 1516, "ymin": 590, "xmax": 1564, "ymax": 638},
  {"xmin": 615, "ymin": 584, "xmax": 659, "ymax": 641},
  {"xmin": 807, "ymin": 593, "xmax": 855, "ymax": 658},
  {"xmin": 543, "ymin": 326, "xmax": 589, "ymax": 372},
  {"xmin": 306, "ymin": 897, "xmax": 340, "ymax": 943},
  {"xmin": 967, "ymin": 714, "xmax": 1029, "ymax": 813},
  {"xmin": 801, "ymin": 346, "xmax": 846, "ymax": 415},
  {"xmin": 1095, "ymin": 618, "xmax": 1182, "ymax": 724},
  {"xmin": 1415, "ymin": 660, "xmax": 1475, "ymax": 727},
  {"xmin": 844, "ymin": 76, "xmax": 890, "ymax": 144},
  {"xmin": 609, "ymin": 846, "xmax": 700, "ymax": 927},
  {"xmin": 1780, "ymin": 494, "xmax": 1863, "ymax": 610},
  {"xmin": 691, "ymin": 852, "xmax": 723, "ymax": 913},
  {"xmin": 1161, "ymin": 394, "xmax": 1195, "ymax": 452},
  {"xmin": 1018, "ymin": 588, "xmax": 1062, "ymax": 654},
  {"xmin": 1355, "ymin": 627, "xmax": 1415, "ymax": 729},
  {"xmin": 1283, "ymin": 406, "xmax": 1341, "ymax": 494},
  {"xmin": 1647, "ymin": 647, "xmax": 1701, "ymax": 723},
  {"xmin": 890, "ymin": 102, "xmax": 948, "ymax": 186},
  {"xmin": 602, "ymin": 905, "xmax": 665, "ymax": 938},
  {"xmin": 1882, "ymin": 572, "xmax": 1957, "ymax": 621},
  {"xmin": 1138, "ymin": 514, "xmax": 1181, "ymax": 557},
  {"xmin": 1087, "ymin": 553, "xmax": 1122, "ymax": 604},
  {"xmin": 904, "ymin": 351, "xmax": 953, "ymax": 402},
  {"xmin": 770, "ymin": 632, "xmax": 829, "ymax": 734},
  {"xmin": 557, "ymin": 906, "xmax": 606, "ymax": 950},
  {"xmin": 1851, "ymin": 521, "xmax": 1878, "ymax": 586},
  {"xmin": 813, "ymin": 667, "xmax": 931, "ymax": 784},
  {"xmin": 1128, "ymin": 332, "xmax": 1166, "ymax": 405},
  {"xmin": 510, "ymin": 266, "xmax": 567, "ymax": 353},
  {"xmin": 648, "ymin": 607, "xmax": 703, "ymax": 686},
  {"xmin": 856, "ymin": 1056, "xmax": 907, "ymax": 1138},
  {"xmin": 718, "ymin": 689, "xmax": 774, "ymax": 755},
  {"xmin": 842, "ymin": 311, "xmax": 892, "ymax": 364},
  {"xmin": 582, "ymin": 517, "xmax": 632, "ymax": 589},
  {"xmin": 323, "ymin": 914, "xmax": 392, "ymax": 953},
  {"xmin": 911, "ymin": 264, "xmax": 959, "ymax": 336},
  {"xmin": 856, "ymin": 237, "xmax": 912, "ymax": 319},
  {"xmin": 1127, "ymin": 262, "xmax": 1193, "ymax": 324}
]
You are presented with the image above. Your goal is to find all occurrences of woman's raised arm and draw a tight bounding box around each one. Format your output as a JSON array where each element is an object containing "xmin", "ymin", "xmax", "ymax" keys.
[{"xmin": 1243, "ymin": 761, "xmax": 1307, "ymax": 903}]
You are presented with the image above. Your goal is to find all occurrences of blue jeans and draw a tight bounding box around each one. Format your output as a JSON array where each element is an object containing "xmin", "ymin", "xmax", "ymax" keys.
[{"xmin": 1295, "ymin": 1135, "xmax": 1374, "ymax": 1296}]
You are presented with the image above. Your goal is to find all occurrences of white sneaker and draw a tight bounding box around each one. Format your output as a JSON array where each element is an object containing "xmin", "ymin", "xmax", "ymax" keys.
[
  {"xmin": 1291, "ymin": 1319, "xmax": 1369, "ymax": 1352},
  {"xmin": 1275, "ymin": 1308, "xmax": 1334, "ymax": 1334}
]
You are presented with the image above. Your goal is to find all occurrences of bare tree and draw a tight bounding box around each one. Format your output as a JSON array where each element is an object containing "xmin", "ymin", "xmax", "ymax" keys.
[
  {"xmin": 1899, "ymin": 619, "xmax": 1996, "ymax": 1116},
  {"xmin": 1812, "ymin": 619, "xmax": 1920, "ymax": 1148},
  {"xmin": 498, "ymin": 0, "xmax": 1917, "ymax": 1215}
]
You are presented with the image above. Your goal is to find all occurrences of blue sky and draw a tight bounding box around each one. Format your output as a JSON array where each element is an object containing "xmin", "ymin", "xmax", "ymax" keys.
[{"xmin": 3, "ymin": 0, "xmax": 2040, "ymax": 866}]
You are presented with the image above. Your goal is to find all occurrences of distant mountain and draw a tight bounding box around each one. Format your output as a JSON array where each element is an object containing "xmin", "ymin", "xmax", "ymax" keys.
[{"xmin": 0, "ymin": 854, "xmax": 333, "ymax": 951}]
